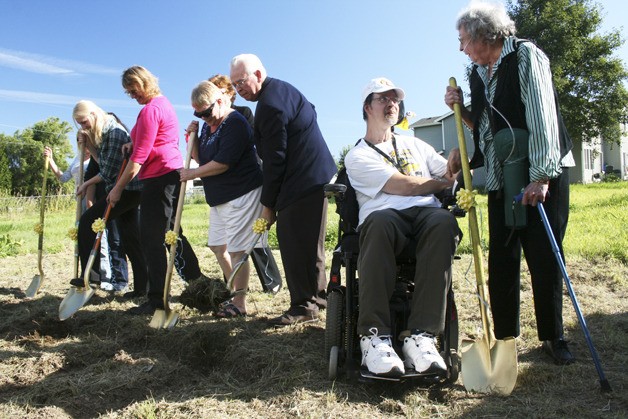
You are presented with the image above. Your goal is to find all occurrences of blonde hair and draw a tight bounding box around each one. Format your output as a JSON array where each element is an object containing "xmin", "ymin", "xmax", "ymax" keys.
[
  {"xmin": 72, "ymin": 100, "xmax": 109, "ymax": 149},
  {"xmin": 121, "ymin": 65, "xmax": 161, "ymax": 98},
  {"xmin": 191, "ymin": 81, "xmax": 222, "ymax": 108},
  {"xmin": 209, "ymin": 74, "xmax": 236, "ymax": 103}
]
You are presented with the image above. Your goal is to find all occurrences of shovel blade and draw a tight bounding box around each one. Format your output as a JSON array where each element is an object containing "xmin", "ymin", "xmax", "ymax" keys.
[
  {"xmin": 461, "ymin": 337, "xmax": 518, "ymax": 395},
  {"xmin": 25, "ymin": 274, "xmax": 43, "ymax": 298},
  {"xmin": 59, "ymin": 287, "xmax": 95, "ymax": 321},
  {"xmin": 149, "ymin": 309, "xmax": 179, "ymax": 329}
]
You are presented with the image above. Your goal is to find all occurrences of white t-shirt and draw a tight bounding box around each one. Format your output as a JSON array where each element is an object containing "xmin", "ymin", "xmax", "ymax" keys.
[
  {"xmin": 345, "ymin": 134, "xmax": 448, "ymax": 226},
  {"xmin": 59, "ymin": 155, "xmax": 90, "ymax": 184}
]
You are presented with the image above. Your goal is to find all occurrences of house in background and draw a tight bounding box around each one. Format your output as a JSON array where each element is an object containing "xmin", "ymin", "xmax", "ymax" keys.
[
  {"xmin": 601, "ymin": 119, "xmax": 628, "ymax": 180},
  {"xmin": 410, "ymin": 108, "xmax": 628, "ymax": 186}
]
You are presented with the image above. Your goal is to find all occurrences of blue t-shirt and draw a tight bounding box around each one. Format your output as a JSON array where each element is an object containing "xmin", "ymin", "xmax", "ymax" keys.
[{"xmin": 198, "ymin": 111, "xmax": 262, "ymax": 206}]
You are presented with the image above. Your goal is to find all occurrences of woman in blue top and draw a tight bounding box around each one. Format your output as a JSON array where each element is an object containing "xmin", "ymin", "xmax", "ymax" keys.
[{"xmin": 181, "ymin": 80, "xmax": 264, "ymax": 318}]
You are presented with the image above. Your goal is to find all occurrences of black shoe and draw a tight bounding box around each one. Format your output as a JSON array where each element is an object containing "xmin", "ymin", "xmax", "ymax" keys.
[
  {"xmin": 127, "ymin": 301, "xmax": 159, "ymax": 315},
  {"xmin": 69, "ymin": 277, "xmax": 100, "ymax": 289},
  {"xmin": 122, "ymin": 289, "xmax": 146, "ymax": 299},
  {"xmin": 542, "ymin": 339, "xmax": 575, "ymax": 365}
]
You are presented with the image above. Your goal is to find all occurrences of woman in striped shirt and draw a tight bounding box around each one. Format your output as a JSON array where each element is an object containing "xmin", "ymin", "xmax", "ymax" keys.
[{"xmin": 444, "ymin": 0, "xmax": 575, "ymax": 366}]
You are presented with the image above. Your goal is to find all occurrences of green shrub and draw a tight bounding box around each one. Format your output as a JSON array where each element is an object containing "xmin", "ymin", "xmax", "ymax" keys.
[
  {"xmin": 602, "ymin": 172, "xmax": 621, "ymax": 182},
  {"xmin": 0, "ymin": 234, "xmax": 23, "ymax": 257}
]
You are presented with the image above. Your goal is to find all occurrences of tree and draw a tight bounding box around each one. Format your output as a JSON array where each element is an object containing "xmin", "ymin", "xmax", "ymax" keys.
[
  {"xmin": 0, "ymin": 135, "xmax": 12, "ymax": 192},
  {"xmin": 336, "ymin": 144, "xmax": 353, "ymax": 169},
  {"xmin": 507, "ymin": 0, "xmax": 628, "ymax": 145},
  {"xmin": 4, "ymin": 118, "xmax": 73, "ymax": 196}
]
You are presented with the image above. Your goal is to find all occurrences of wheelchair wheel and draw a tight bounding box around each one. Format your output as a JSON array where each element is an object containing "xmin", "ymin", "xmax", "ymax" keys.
[
  {"xmin": 325, "ymin": 290, "xmax": 344, "ymax": 373},
  {"xmin": 329, "ymin": 345, "xmax": 339, "ymax": 380}
]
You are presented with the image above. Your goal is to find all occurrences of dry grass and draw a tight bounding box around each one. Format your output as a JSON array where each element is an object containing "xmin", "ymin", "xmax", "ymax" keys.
[{"xmin": 0, "ymin": 243, "xmax": 627, "ymax": 418}]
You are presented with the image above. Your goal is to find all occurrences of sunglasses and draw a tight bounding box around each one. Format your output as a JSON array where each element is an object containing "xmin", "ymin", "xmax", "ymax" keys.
[{"xmin": 193, "ymin": 102, "xmax": 216, "ymax": 119}]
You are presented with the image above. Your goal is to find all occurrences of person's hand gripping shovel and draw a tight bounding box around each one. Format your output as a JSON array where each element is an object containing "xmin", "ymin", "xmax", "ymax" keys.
[
  {"xmin": 149, "ymin": 132, "xmax": 198, "ymax": 329},
  {"xmin": 25, "ymin": 150, "xmax": 51, "ymax": 298},
  {"xmin": 59, "ymin": 151, "xmax": 129, "ymax": 321},
  {"xmin": 450, "ymin": 77, "xmax": 518, "ymax": 395}
]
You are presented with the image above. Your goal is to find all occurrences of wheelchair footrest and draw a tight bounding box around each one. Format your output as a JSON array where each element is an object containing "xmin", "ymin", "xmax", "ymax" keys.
[
  {"xmin": 359, "ymin": 367, "xmax": 447, "ymax": 382},
  {"xmin": 359, "ymin": 369, "xmax": 402, "ymax": 382}
]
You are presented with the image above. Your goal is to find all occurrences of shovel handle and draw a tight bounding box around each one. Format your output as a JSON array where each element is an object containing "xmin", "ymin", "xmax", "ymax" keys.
[
  {"xmin": 74, "ymin": 143, "xmax": 86, "ymax": 279},
  {"xmin": 162, "ymin": 132, "xmax": 197, "ymax": 308},
  {"xmin": 449, "ymin": 77, "xmax": 493, "ymax": 347},
  {"xmin": 38, "ymin": 155, "xmax": 50, "ymax": 250},
  {"xmin": 36, "ymin": 154, "xmax": 50, "ymax": 282}
]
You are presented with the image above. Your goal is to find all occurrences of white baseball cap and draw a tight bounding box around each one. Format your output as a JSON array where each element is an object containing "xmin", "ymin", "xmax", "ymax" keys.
[{"xmin": 362, "ymin": 77, "xmax": 405, "ymax": 103}]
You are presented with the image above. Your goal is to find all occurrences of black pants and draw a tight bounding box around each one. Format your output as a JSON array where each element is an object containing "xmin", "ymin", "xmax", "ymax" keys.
[
  {"xmin": 488, "ymin": 168, "xmax": 570, "ymax": 341},
  {"xmin": 140, "ymin": 170, "xmax": 201, "ymax": 307},
  {"xmin": 78, "ymin": 190, "xmax": 147, "ymax": 292},
  {"xmin": 276, "ymin": 188, "xmax": 328, "ymax": 316}
]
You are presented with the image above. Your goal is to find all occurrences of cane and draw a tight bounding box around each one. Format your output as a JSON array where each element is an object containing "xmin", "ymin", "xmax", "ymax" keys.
[
  {"xmin": 515, "ymin": 192, "xmax": 612, "ymax": 393},
  {"xmin": 536, "ymin": 201, "xmax": 612, "ymax": 392}
]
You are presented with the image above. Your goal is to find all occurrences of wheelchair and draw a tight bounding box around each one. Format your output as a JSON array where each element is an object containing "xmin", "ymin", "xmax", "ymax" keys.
[{"xmin": 324, "ymin": 168, "xmax": 464, "ymax": 384}]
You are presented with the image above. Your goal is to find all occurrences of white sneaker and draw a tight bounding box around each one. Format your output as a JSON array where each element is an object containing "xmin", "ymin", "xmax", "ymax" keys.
[
  {"xmin": 100, "ymin": 282, "xmax": 115, "ymax": 291},
  {"xmin": 360, "ymin": 328, "xmax": 405, "ymax": 377},
  {"xmin": 402, "ymin": 332, "xmax": 447, "ymax": 374}
]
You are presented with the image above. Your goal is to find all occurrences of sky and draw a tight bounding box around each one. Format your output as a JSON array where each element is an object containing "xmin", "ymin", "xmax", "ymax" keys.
[{"xmin": 0, "ymin": 0, "xmax": 626, "ymax": 161}]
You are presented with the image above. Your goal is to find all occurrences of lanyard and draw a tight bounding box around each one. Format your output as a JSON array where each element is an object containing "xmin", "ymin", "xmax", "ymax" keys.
[{"xmin": 362, "ymin": 135, "xmax": 406, "ymax": 175}]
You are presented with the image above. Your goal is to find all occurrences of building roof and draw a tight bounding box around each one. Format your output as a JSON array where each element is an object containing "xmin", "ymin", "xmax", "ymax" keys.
[
  {"xmin": 408, "ymin": 102, "xmax": 472, "ymax": 129},
  {"xmin": 408, "ymin": 116, "xmax": 442, "ymax": 129}
]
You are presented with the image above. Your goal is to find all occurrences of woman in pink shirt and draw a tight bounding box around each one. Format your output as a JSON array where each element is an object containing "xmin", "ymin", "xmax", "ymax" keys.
[{"xmin": 109, "ymin": 65, "xmax": 203, "ymax": 315}]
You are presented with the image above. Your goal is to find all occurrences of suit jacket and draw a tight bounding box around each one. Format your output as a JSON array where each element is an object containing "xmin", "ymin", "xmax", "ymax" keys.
[{"xmin": 253, "ymin": 77, "xmax": 337, "ymax": 211}]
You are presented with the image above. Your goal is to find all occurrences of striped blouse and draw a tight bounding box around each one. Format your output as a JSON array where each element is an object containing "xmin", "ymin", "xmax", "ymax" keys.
[{"xmin": 475, "ymin": 36, "xmax": 575, "ymax": 191}]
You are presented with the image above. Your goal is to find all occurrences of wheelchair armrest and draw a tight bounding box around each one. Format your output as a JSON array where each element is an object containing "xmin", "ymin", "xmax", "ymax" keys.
[{"xmin": 324, "ymin": 183, "xmax": 347, "ymax": 198}]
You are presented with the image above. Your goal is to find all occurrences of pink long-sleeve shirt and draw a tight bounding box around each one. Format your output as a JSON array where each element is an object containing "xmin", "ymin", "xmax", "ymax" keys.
[{"xmin": 130, "ymin": 95, "xmax": 183, "ymax": 180}]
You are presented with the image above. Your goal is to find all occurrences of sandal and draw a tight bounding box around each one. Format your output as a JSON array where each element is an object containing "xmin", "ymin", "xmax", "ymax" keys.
[{"xmin": 215, "ymin": 303, "xmax": 247, "ymax": 318}]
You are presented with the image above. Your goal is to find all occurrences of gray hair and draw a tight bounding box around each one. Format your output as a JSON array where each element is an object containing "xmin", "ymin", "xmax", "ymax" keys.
[
  {"xmin": 456, "ymin": 1, "xmax": 516, "ymax": 44},
  {"xmin": 230, "ymin": 53, "xmax": 267, "ymax": 79}
]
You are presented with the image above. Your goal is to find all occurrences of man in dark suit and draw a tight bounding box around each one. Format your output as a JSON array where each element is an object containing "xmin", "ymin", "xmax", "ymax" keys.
[{"xmin": 230, "ymin": 53, "xmax": 337, "ymax": 325}]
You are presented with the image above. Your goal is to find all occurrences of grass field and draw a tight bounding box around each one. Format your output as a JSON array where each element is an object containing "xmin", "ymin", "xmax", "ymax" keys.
[{"xmin": 0, "ymin": 183, "xmax": 626, "ymax": 418}]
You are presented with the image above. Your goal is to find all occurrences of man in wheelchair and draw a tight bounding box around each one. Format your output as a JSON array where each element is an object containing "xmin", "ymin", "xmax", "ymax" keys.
[{"xmin": 343, "ymin": 78, "xmax": 462, "ymax": 378}]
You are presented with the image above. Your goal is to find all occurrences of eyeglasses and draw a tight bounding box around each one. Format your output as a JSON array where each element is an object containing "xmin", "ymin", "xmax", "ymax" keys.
[
  {"xmin": 459, "ymin": 37, "xmax": 472, "ymax": 51},
  {"xmin": 193, "ymin": 102, "xmax": 216, "ymax": 119},
  {"xmin": 125, "ymin": 88, "xmax": 139, "ymax": 97},
  {"xmin": 232, "ymin": 75, "xmax": 249, "ymax": 89},
  {"xmin": 373, "ymin": 96, "xmax": 401, "ymax": 105}
]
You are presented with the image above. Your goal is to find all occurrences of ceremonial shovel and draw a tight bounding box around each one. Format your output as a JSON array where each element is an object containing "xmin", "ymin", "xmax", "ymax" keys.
[
  {"xmin": 149, "ymin": 132, "xmax": 197, "ymax": 329},
  {"xmin": 450, "ymin": 77, "xmax": 518, "ymax": 395},
  {"xmin": 25, "ymin": 153, "xmax": 50, "ymax": 298}
]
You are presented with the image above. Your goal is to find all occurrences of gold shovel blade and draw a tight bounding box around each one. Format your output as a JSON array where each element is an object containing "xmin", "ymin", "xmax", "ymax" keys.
[
  {"xmin": 25, "ymin": 274, "xmax": 43, "ymax": 298},
  {"xmin": 461, "ymin": 336, "xmax": 518, "ymax": 395},
  {"xmin": 149, "ymin": 308, "xmax": 179, "ymax": 329},
  {"xmin": 59, "ymin": 286, "xmax": 95, "ymax": 321}
]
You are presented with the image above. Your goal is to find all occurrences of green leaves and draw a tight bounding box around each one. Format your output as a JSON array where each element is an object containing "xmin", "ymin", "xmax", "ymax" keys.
[
  {"xmin": 0, "ymin": 117, "xmax": 73, "ymax": 196},
  {"xmin": 508, "ymin": 0, "xmax": 628, "ymax": 145}
]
